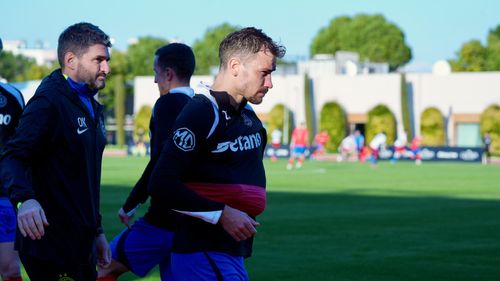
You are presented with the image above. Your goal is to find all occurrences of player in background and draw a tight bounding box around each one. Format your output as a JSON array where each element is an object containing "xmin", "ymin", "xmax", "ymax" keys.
[
  {"xmin": 354, "ymin": 129, "xmax": 365, "ymax": 162},
  {"xmin": 97, "ymin": 43, "xmax": 196, "ymax": 281},
  {"xmin": 369, "ymin": 131, "xmax": 387, "ymax": 167},
  {"xmin": 482, "ymin": 132, "xmax": 492, "ymax": 165},
  {"xmin": 337, "ymin": 133, "xmax": 356, "ymax": 162},
  {"xmin": 391, "ymin": 131, "xmax": 407, "ymax": 164},
  {"xmin": 312, "ymin": 130, "xmax": 329, "ymax": 159},
  {"xmin": 410, "ymin": 135, "xmax": 422, "ymax": 165},
  {"xmin": 287, "ymin": 122, "xmax": 309, "ymax": 169},
  {"xmin": 270, "ymin": 128, "xmax": 282, "ymax": 161},
  {"xmin": 0, "ymin": 37, "xmax": 25, "ymax": 281}
]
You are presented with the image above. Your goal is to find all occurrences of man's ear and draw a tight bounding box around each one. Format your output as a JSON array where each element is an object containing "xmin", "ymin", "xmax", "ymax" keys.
[
  {"xmin": 64, "ymin": 52, "xmax": 77, "ymax": 70},
  {"xmin": 228, "ymin": 57, "xmax": 241, "ymax": 77},
  {"xmin": 165, "ymin": 67, "xmax": 174, "ymax": 81}
]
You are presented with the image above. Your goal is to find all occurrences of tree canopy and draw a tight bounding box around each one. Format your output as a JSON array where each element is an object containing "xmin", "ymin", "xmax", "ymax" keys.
[
  {"xmin": 450, "ymin": 24, "xmax": 500, "ymax": 72},
  {"xmin": 127, "ymin": 37, "xmax": 168, "ymax": 77},
  {"xmin": 0, "ymin": 51, "xmax": 54, "ymax": 82},
  {"xmin": 192, "ymin": 23, "xmax": 239, "ymax": 75},
  {"xmin": 310, "ymin": 14, "xmax": 412, "ymax": 71}
]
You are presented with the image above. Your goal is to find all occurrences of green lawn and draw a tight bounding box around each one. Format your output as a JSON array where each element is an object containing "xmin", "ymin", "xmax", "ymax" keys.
[
  {"xmin": 96, "ymin": 157, "xmax": 500, "ymax": 281},
  {"xmin": 20, "ymin": 157, "xmax": 498, "ymax": 280}
]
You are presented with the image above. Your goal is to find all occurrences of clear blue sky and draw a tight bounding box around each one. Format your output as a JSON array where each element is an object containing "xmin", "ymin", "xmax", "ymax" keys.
[{"xmin": 2, "ymin": 0, "xmax": 499, "ymax": 72}]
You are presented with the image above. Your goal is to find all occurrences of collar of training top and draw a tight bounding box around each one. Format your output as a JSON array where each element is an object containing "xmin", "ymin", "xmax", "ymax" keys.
[{"xmin": 210, "ymin": 90, "xmax": 248, "ymax": 115}]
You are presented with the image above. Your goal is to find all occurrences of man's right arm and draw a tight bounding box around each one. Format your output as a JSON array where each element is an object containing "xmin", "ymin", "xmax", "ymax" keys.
[
  {"xmin": 120, "ymin": 95, "xmax": 187, "ymax": 223},
  {"xmin": 0, "ymin": 96, "xmax": 55, "ymax": 239}
]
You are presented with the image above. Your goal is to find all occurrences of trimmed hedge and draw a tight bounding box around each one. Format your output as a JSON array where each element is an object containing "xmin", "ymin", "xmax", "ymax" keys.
[
  {"xmin": 366, "ymin": 104, "xmax": 396, "ymax": 144},
  {"xmin": 134, "ymin": 105, "xmax": 152, "ymax": 142},
  {"xmin": 480, "ymin": 104, "xmax": 500, "ymax": 155},
  {"xmin": 420, "ymin": 107, "xmax": 445, "ymax": 146},
  {"xmin": 319, "ymin": 102, "xmax": 346, "ymax": 151},
  {"xmin": 266, "ymin": 104, "xmax": 292, "ymax": 144}
]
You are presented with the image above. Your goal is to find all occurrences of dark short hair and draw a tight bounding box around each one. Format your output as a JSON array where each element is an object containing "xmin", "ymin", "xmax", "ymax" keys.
[
  {"xmin": 57, "ymin": 22, "xmax": 111, "ymax": 67},
  {"xmin": 219, "ymin": 27, "xmax": 286, "ymax": 68},
  {"xmin": 155, "ymin": 43, "xmax": 195, "ymax": 82}
]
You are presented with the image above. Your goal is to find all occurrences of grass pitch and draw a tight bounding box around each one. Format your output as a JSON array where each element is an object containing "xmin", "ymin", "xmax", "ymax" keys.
[{"xmin": 97, "ymin": 158, "xmax": 500, "ymax": 280}]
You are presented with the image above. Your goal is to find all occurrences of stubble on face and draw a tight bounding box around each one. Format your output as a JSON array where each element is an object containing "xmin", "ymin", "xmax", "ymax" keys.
[
  {"xmin": 240, "ymin": 50, "xmax": 275, "ymax": 105},
  {"xmin": 75, "ymin": 45, "xmax": 110, "ymax": 91},
  {"xmin": 76, "ymin": 62, "xmax": 107, "ymax": 91}
]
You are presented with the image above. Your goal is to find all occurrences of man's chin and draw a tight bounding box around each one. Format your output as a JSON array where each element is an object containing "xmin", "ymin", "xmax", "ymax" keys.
[
  {"xmin": 249, "ymin": 98, "xmax": 263, "ymax": 105},
  {"xmin": 92, "ymin": 81, "xmax": 106, "ymax": 91}
]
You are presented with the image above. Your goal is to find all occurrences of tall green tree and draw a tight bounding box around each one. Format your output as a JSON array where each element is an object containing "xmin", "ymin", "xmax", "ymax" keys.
[
  {"xmin": 400, "ymin": 73, "xmax": 413, "ymax": 140},
  {"xmin": 486, "ymin": 26, "xmax": 500, "ymax": 70},
  {"xmin": 192, "ymin": 23, "xmax": 239, "ymax": 75},
  {"xmin": 311, "ymin": 14, "xmax": 412, "ymax": 71},
  {"xmin": 0, "ymin": 51, "xmax": 38, "ymax": 81},
  {"xmin": 304, "ymin": 74, "xmax": 315, "ymax": 144},
  {"xmin": 450, "ymin": 40, "xmax": 488, "ymax": 71},
  {"xmin": 127, "ymin": 37, "xmax": 168, "ymax": 76},
  {"xmin": 450, "ymin": 24, "xmax": 500, "ymax": 72},
  {"xmin": 109, "ymin": 51, "xmax": 129, "ymax": 147}
]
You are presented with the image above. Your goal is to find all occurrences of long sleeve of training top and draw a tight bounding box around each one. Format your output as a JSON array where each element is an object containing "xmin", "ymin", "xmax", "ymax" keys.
[
  {"xmin": 122, "ymin": 92, "xmax": 192, "ymax": 213},
  {"xmin": 1, "ymin": 96, "xmax": 55, "ymax": 202},
  {"xmin": 148, "ymin": 95, "xmax": 225, "ymax": 223}
]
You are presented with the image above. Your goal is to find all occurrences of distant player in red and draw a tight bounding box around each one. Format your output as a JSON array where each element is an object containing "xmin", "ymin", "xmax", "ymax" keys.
[
  {"xmin": 410, "ymin": 135, "xmax": 422, "ymax": 165},
  {"xmin": 287, "ymin": 123, "xmax": 309, "ymax": 169},
  {"xmin": 313, "ymin": 130, "xmax": 329, "ymax": 159}
]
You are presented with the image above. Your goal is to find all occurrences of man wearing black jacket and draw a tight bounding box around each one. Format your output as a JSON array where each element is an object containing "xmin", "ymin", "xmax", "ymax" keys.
[
  {"xmin": 0, "ymin": 22, "xmax": 112, "ymax": 281},
  {"xmin": 0, "ymin": 37, "xmax": 25, "ymax": 281},
  {"xmin": 148, "ymin": 27, "xmax": 285, "ymax": 280},
  {"xmin": 98, "ymin": 43, "xmax": 196, "ymax": 281}
]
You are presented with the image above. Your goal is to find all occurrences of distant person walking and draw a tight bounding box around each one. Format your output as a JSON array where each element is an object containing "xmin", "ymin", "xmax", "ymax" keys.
[
  {"xmin": 270, "ymin": 128, "xmax": 282, "ymax": 161},
  {"xmin": 483, "ymin": 132, "xmax": 492, "ymax": 164},
  {"xmin": 313, "ymin": 130, "xmax": 329, "ymax": 159},
  {"xmin": 369, "ymin": 132, "xmax": 387, "ymax": 167},
  {"xmin": 354, "ymin": 130, "xmax": 365, "ymax": 161},
  {"xmin": 410, "ymin": 135, "xmax": 422, "ymax": 165},
  {"xmin": 391, "ymin": 132, "xmax": 407, "ymax": 163},
  {"xmin": 287, "ymin": 122, "xmax": 309, "ymax": 169}
]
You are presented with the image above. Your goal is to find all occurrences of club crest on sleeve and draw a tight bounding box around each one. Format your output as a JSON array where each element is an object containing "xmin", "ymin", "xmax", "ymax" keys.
[
  {"xmin": 173, "ymin": 127, "xmax": 196, "ymax": 151},
  {"xmin": 0, "ymin": 94, "xmax": 7, "ymax": 108}
]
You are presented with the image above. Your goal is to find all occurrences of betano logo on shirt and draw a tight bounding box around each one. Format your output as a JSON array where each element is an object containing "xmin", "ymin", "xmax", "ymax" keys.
[{"xmin": 212, "ymin": 132, "xmax": 262, "ymax": 153}]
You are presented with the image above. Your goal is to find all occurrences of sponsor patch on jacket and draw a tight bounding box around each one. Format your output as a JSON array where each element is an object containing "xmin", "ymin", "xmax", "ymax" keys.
[
  {"xmin": 212, "ymin": 132, "xmax": 262, "ymax": 153},
  {"xmin": 173, "ymin": 127, "xmax": 196, "ymax": 151}
]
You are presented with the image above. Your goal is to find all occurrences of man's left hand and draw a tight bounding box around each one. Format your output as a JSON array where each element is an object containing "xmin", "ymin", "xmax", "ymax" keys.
[{"xmin": 96, "ymin": 233, "xmax": 112, "ymax": 268}]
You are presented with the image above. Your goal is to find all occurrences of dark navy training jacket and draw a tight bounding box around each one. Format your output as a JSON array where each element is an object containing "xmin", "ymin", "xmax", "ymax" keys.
[
  {"xmin": 122, "ymin": 87, "xmax": 193, "ymax": 230},
  {"xmin": 0, "ymin": 69, "xmax": 106, "ymax": 264},
  {"xmin": 149, "ymin": 90, "xmax": 267, "ymax": 258},
  {"xmin": 0, "ymin": 82, "xmax": 25, "ymax": 197}
]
